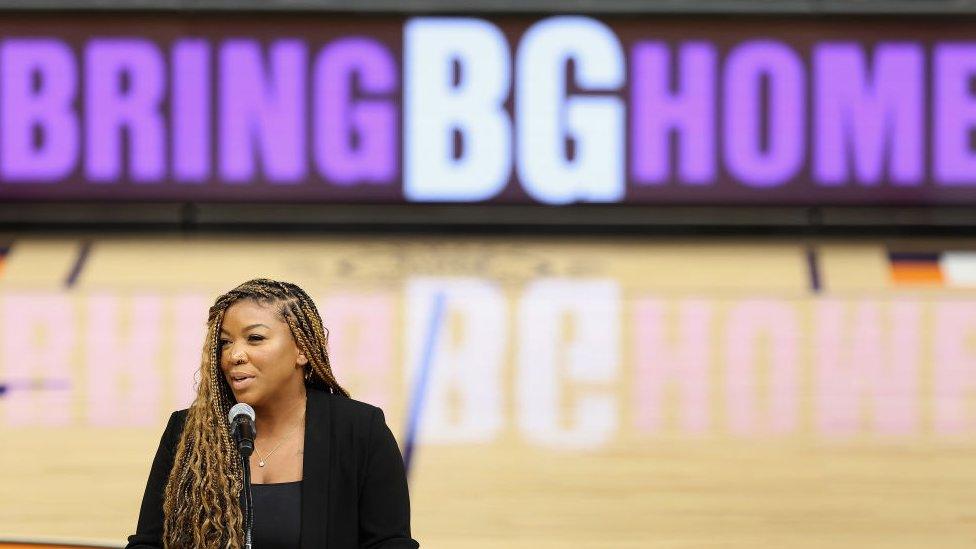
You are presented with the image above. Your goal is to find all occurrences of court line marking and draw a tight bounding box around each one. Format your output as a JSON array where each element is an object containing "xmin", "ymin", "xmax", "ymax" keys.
[
  {"xmin": 64, "ymin": 240, "xmax": 92, "ymax": 289},
  {"xmin": 806, "ymin": 244, "xmax": 821, "ymax": 293},
  {"xmin": 401, "ymin": 291, "xmax": 446, "ymax": 476}
]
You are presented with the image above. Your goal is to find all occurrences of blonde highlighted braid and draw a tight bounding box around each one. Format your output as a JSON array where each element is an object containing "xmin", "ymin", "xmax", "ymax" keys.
[{"xmin": 162, "ymin": 278, "xmax": 347, "ymax": 548}]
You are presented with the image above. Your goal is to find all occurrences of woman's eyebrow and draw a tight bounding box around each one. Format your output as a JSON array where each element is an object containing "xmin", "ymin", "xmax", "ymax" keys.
[{"xmin": 219, "ymin": 323, "xmax": 271, "ymax": 334}]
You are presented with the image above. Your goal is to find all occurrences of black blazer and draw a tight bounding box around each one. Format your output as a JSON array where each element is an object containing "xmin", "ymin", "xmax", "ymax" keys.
[{"xmin": 126, "ymin": 387, "xmax": 419, "ymax": 548}]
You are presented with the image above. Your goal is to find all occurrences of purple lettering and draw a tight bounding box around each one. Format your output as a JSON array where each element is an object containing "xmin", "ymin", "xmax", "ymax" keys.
[
  {"xmin": 934, "ymin": 44, "xmax": 976, "ymax": 186},
  {"xmin": 85, "ymin": 39, "xmax": 165, "ymax": 182},
  {"xmin": 314, "ymin": 38, "xmax": 397, "ymax": 185},
  {"xmin": 723, "ymin": 41, "xmax": 805, "ymax": 188},
  {"xmin": 814, "ymin": 43, "xmax": 924, "ymax": 186},
  {"xmin": 631, "ymin": 42, "xmax": 716, "ymax": 185},
  {"xmin": 172, "ymin": 39, "xmax": 211, "ymax": 183},
  {"xmin": 219, "ymin": 40, "xmax": 307, "ymax": 183},
  {"xmin": 0, "ymin": 39, "xmax": 77, "ymax": 182}
]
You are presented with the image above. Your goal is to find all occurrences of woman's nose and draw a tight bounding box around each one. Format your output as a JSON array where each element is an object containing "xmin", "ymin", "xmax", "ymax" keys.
[{"xmin": 229, "ymin": 347, "xmax": 247, "ymax": 365}]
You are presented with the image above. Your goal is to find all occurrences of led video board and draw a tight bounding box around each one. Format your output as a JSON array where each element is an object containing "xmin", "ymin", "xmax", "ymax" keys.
[{"xmin": 0, "ymin": 14, "xmax": 973, "ymax": 205}]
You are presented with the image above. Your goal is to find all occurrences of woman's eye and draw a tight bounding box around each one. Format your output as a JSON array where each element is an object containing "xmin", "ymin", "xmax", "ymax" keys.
[
  {"xmin": 219, "ymin": 339, "xmax": 230, "ymax": 346},
  {"xmin": 248, "ymin": 335, "xmax": 265, "ymax": 342}
]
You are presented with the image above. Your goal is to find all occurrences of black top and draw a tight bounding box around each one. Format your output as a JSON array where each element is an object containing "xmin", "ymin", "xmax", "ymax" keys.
[
  {"xmin": 251, "ymin": 481, "xmax": 302, "ymax": 549},
  {"xmin": 125, "ymin": 388, "xmax": 419, "ymax": 548}
]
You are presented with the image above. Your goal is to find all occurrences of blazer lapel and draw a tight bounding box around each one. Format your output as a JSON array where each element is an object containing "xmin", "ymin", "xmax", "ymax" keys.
[{"xmin": 300, "ymin": 388, "xmax": 332, "ymax": 549}]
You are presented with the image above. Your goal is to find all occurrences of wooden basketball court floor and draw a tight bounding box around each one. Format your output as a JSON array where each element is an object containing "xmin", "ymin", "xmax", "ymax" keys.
[{"xmin": 0, "ymin": 234, "xmax": 974, "ymax": 548}]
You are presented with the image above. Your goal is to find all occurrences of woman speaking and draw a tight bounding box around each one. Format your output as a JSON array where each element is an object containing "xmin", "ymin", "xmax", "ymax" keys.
[{"xmin": 125, "ymin": 279, "xmax": 419, "ymax": 548}]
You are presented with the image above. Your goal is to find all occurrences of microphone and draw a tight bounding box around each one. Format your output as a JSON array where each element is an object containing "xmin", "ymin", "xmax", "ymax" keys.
[{"xmin": 228, "ymin": 403, "xmax": 257, "ymax": 458}]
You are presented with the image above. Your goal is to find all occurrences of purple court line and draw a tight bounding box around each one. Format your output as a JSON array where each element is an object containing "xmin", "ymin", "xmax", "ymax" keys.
[
  {"xmin": 0, "ymin": 378, "xmax": 72, "ymax": 398},
  {"xmin": 65, "ymin": 240, "xmax": 92, "ymax": 289},
  {"xmin": 401, "ymin": 291, "xmax": 446, "ymax": 477},
  {"xmin": 888, "ymin": 251, "xmax": 942, "ymax": 262},
  {"xmin": 806, "ymin": 244, "xmax": 822, "ymax": 294}
]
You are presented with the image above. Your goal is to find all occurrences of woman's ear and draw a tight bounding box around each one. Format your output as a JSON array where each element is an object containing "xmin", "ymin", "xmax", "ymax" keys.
[{"xmin": 297, "ymin": 353, "xmax": 308, "ymax": 366}]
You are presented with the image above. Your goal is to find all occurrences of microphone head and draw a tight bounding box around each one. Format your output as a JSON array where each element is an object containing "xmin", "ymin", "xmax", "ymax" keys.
[{"xmin": 228, "ymin": 402, "xmax": 255, "ymax": 424}]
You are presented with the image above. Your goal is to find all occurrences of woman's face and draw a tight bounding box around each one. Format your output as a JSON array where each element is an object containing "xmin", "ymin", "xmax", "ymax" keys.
[{"xmin": 218, "ymin": 299, "xmax": 308, "ymax": 407}]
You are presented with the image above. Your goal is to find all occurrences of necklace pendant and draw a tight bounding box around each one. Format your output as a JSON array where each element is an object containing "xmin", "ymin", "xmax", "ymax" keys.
[{"xmin": 259, "ymin": 460, "xmax": 266, "ymax": 467}]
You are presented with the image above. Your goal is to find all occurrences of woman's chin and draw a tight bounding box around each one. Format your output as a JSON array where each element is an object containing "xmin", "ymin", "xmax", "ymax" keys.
[{"xmin": 231, "ymin": 390, "xmax": 261, "ymax": 407}]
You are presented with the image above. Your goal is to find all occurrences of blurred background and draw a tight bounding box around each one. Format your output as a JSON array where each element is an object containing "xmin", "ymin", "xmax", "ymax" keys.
[{"xmin": 1, "ymin": 1, "xmax": 976, "ymax": 548}]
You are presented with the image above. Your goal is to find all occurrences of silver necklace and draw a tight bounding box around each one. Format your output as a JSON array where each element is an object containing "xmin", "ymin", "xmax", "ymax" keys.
[{"xmin": 254, "ymin": 415, "xmax": 305, "ymax": 467}]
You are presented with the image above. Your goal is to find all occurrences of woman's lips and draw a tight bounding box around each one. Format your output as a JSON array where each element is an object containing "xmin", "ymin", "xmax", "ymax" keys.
[{"xmin": 230, "ymin": 375, "xmax": 255, "ymax": 390}]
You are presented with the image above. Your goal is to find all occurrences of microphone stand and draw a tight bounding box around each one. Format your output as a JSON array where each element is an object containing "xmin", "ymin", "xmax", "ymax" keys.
[
  {"xmin": 241, "ymin": 454, "xmax": 254, "ymax": 549},
  {"xmin": 229, "ymin": 404, "xmax": 257, "ymax": 549}
]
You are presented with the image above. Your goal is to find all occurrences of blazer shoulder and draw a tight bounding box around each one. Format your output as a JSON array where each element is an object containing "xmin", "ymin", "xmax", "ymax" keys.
[
  {"xmin": 161, "ymin": 408, "xmax": 190, "ymax": 450},
  {"xmin": 328, "ymin": 392, "xmax": 383, "ymax": 421},
  {"xmin": 314, "ymin": 392, "xmax": 389, "ymax": 439},
  {"xmin": 168, "ymin": 408, "xmax": 190, "ymax": 428}
]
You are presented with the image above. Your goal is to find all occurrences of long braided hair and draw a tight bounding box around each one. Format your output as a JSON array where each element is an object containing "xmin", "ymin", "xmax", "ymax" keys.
[{"xmin": 162, "ymin": 278, "xmax": 348, "ymax": 548}]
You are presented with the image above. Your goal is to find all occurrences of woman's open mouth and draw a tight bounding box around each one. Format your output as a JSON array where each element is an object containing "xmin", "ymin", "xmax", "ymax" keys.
[{"xmin": 229, "ymin": 374, "xmax": 255, "ymax": 390}]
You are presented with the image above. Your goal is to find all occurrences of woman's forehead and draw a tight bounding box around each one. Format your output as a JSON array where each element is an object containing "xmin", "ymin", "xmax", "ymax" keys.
[{"xmin": 221, "ymin": 299, "xmax": 283, "ymax": 329}]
